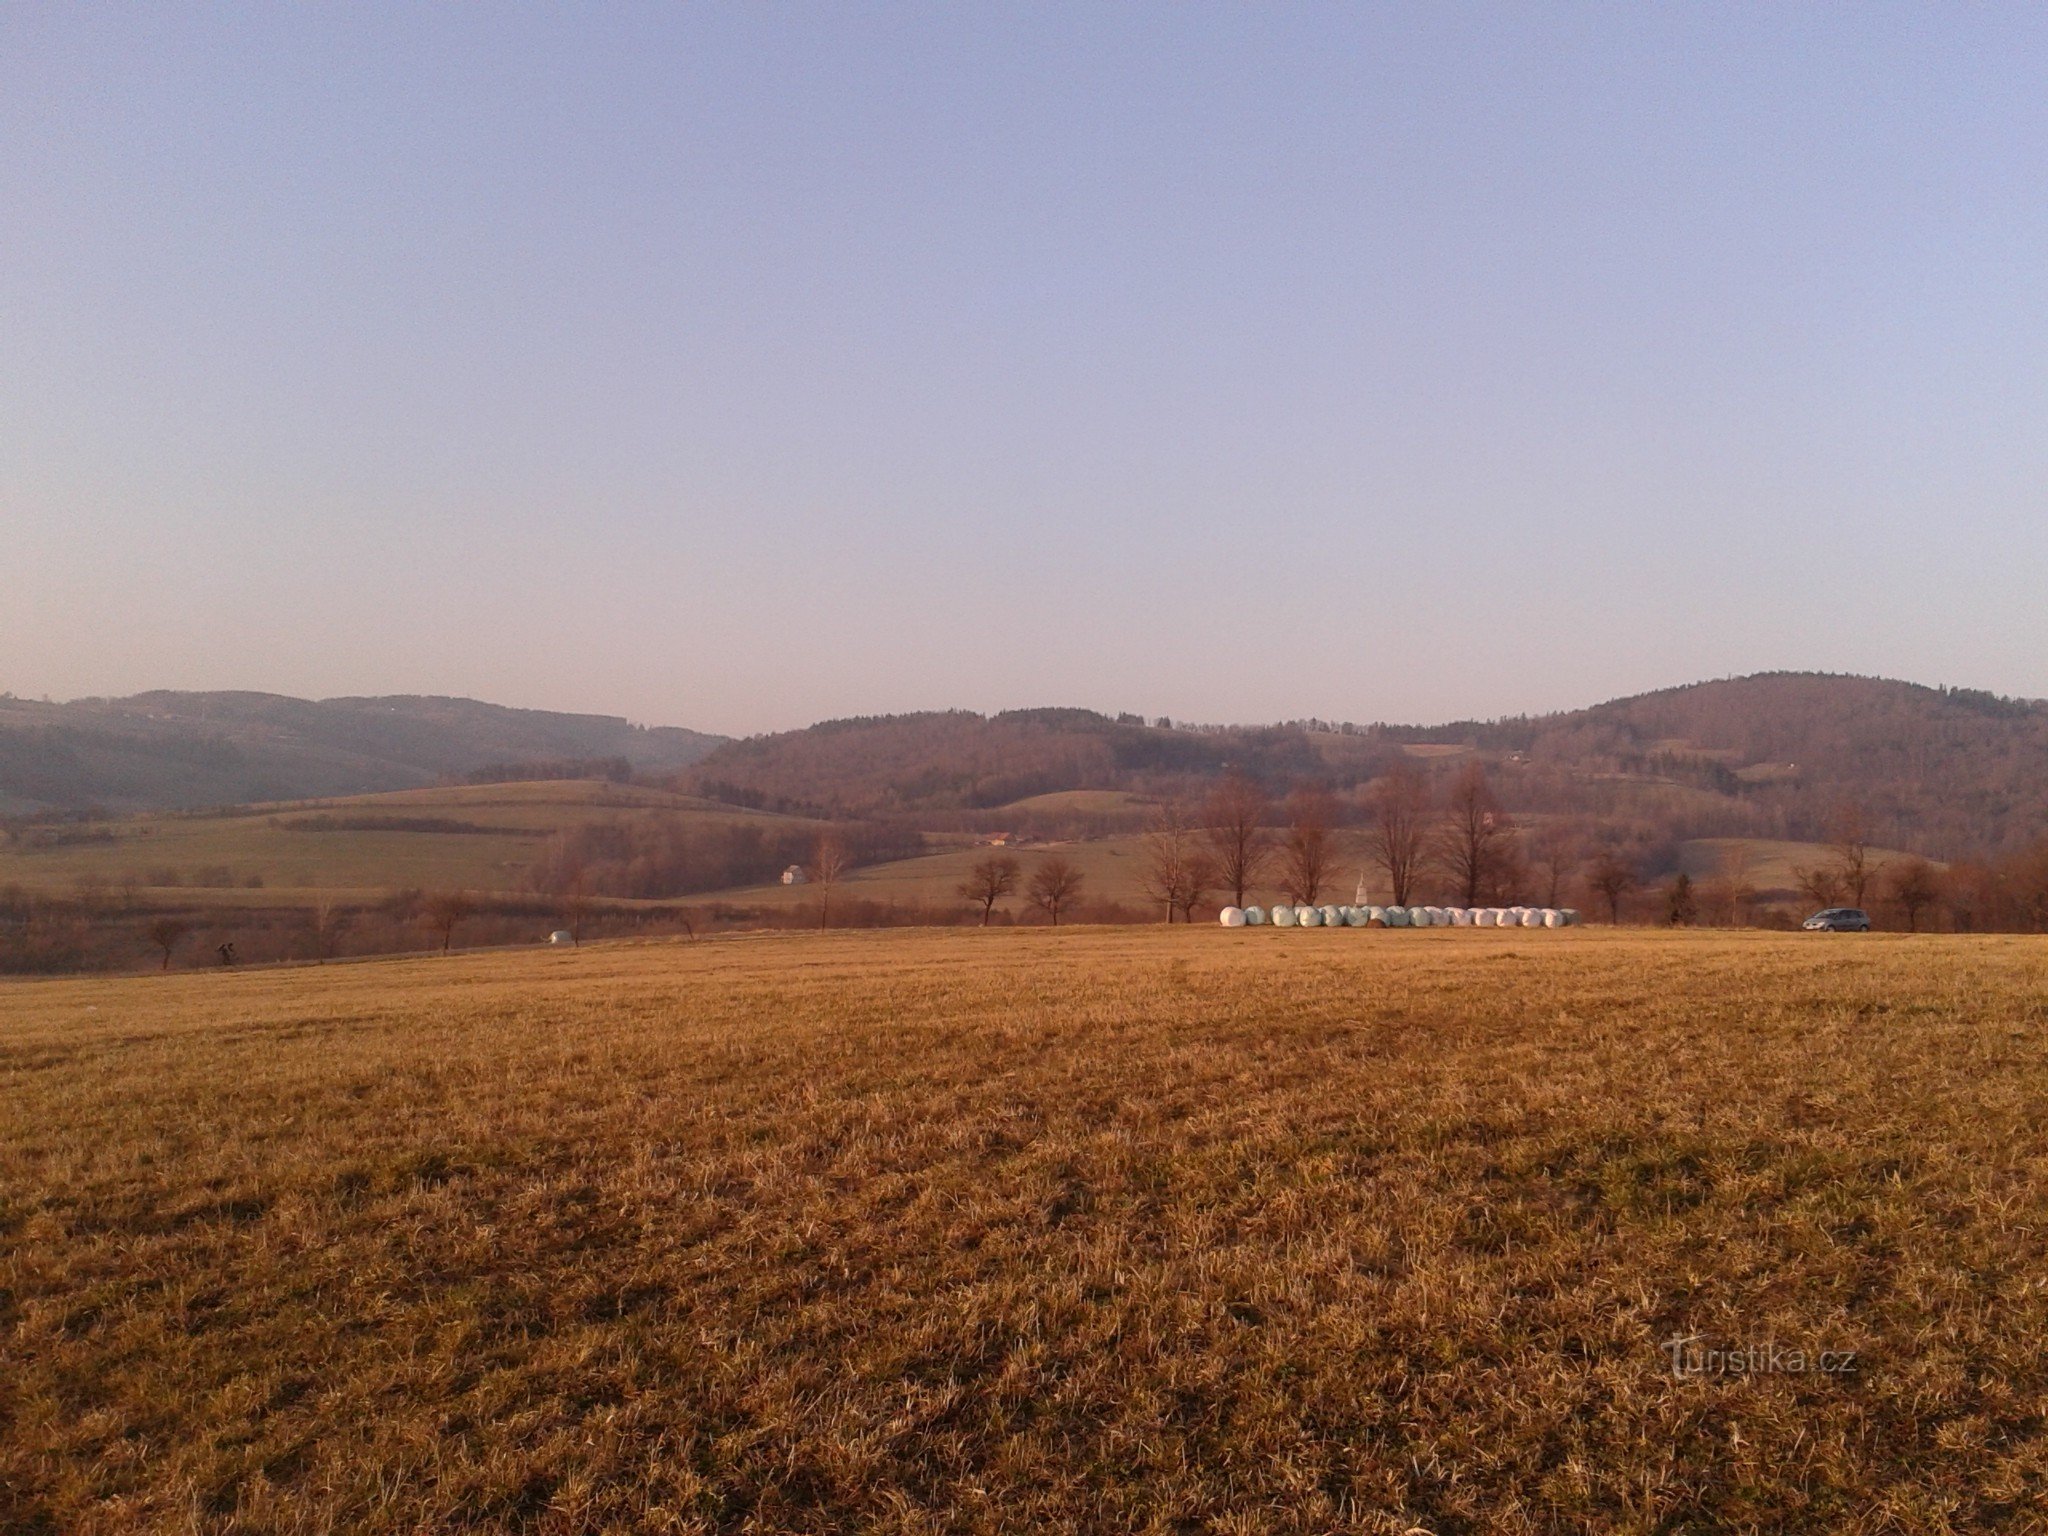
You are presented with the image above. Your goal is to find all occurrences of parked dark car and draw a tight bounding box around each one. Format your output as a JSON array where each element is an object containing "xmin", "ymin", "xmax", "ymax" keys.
[{"xmin": 1803, "ymin": 907, "xmax": 1871, "ymax": 932}]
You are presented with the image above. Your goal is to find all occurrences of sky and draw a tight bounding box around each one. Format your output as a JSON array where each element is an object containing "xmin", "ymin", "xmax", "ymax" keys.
[{"xmin": 5, "ymin": 5, "xmax": 2046, "ymax": 737}]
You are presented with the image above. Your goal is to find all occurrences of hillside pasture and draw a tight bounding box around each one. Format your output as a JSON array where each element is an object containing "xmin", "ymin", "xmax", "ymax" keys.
[
  {"xmin": 989, "ymin": 789, "xmax": 1157, "ymax": 817},
  {"xmin": 1677, "ymin": 837, "xmax": 1935, "ymax": 896},
  {"xmin": 0, "ymin": 781, "xmax": 817, "ymax": 896},
  {"xmin": 720, "ymin": 831, "xmax": 1391, "ymax": 917},
  {"xmin": 5, "ymin": 928, "xmax": 2048, "ymax": 1532}
]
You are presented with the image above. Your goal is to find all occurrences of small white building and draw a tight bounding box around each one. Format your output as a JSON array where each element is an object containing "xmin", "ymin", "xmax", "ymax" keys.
[{"xmin": 780, "ymin": 865, "xmax": 808, "ymax": 885}]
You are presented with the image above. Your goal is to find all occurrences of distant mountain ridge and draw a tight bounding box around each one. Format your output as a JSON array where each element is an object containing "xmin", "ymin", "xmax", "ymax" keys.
[
  {"xmin": 8, "ymin": 675, "xmax": 2046, "ymax": 862},
  {"xmin": 685, "ymin": 673, "xmax": 2048, "ymax": 861},
  {"xmin": 0, "ymin": 691, "xmax": 726, "ymax": 814}
]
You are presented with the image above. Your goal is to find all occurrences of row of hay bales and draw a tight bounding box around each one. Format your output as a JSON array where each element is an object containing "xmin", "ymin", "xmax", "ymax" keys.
[{"xmin": 1219, "ymin": 904, "xmax": 1580, "ymax": 929}]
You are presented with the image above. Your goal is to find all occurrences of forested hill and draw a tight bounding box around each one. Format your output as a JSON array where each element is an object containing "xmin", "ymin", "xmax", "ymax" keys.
[
  {"xmin": 9, "ymin": 675, "xmax": 2044, "ymax": 862},
  {"xmin": 1425, "ymin": 673, "xmax": 2048, "ymax": 857},
  {"xmin": 0, "ymin": 691, "xmax": 725, "ymax": 813},
  {"xmin": 686, "ymin": 675, "xmax": 2048, "ymax": 860},
  {"xmin": 689, "ymin": 709, "xmax": 1323, "ymax": 817}
]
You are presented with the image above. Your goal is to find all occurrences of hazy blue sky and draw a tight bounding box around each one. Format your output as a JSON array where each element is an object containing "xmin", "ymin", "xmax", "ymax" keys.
[{"xmin": 5, "ymin": 6, "xmax": 2045, "ymax": 735}]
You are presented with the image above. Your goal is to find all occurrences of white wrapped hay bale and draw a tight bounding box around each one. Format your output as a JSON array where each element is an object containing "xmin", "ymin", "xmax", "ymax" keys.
[
  {"xmin": 1244, "ymin": 905, "xmax": 1267, "ymax": 925},
  {"xmin": 1345, "ymin": 905, "xmax": 1369, "ymax": 927},
  {"xmin": 1475, "ymin": 909, "xmax": 1498, "ymax": 927},
  {"xmin": 1452, "ymin": 907, "xmax": 1474, "ymax": 926},
  {"xmin": 1297, "ymin": 905, "xmax": 1322, "ymax": 927},
  {"xmin": 1319, "ymin": 904, "xmax": 1343, "ymax": 928},
  {"xmin": 1220, "ymin": 906, "xmax": 1247, "ymax": 927},
  {"xmin": 1385, "ymin": 906, "xmax": 1409, "ymax": 927},
  {"xmin": 1519, "ymin": 908, "xmax": 1544, "ymax": 927},
  {"xmin": 1542, "ymin": 908, "xmax": 1564, "ymax": 928},
  {"xmin": 1365, "ymin": 906, "xmax": 1387, "ymax": 926},
  {"xmin": 1561, "ymin": 908, "xmax": 1581, "ymax": 926},
  {"xmin": 1271, "ymin": 903, "xmax": 1297, "ymax": 927}
]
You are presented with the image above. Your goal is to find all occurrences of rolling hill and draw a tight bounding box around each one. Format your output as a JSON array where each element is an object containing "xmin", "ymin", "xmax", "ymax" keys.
[
  {"xmin": 0, "ymin": 691, "xmax": 726, "ymax": 814},
  {"xmin": 686, "ymin": 674, "xmax": 2048, "ymax": 861},
  {"xmin": 0, "ymin": 780, "xmax": 819, "ymax": 900},
  {"xmin": 9, "ymin": 673, "xmax": 2045, "ymax": 870}
]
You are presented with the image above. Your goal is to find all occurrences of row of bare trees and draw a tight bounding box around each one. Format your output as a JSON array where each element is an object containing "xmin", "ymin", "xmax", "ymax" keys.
[
  {"xmin": 1203, "ymin": 776, "xmax": 1346, "ymax": 908},
  {"xmin": 1134, "ymin": 780, "xmax": 1341, "ymax": 921},
  {"xmin": 955, "ymin": 852, "xmax": 1086, "ymax": 925},
  {"xmin": 1135, "ymin": 763, "xmax": 1670, "ymax": 922}
]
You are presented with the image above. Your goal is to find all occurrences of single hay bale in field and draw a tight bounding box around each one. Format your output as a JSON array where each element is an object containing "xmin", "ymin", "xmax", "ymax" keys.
[
  {"xmin": 1220, "ymin": 906, "xmax": 1247, "ymax": 927},
  {"xmin": 1365, "ymin": 906, "xmax": 1387, "ymax": 926},
  {"xmin": 1271, "ymin": 904, "xmax": 1298, "ymax": 927},
  {"xmin": 1475, "ymin": 909, "xmax": 1497, "ymax": 927},
  {"xmin": 1297, "ymin": 905, "xmax": 1323, "ymax": 927},
  {"xmin": 1561, "ymin": 908, "xmax": 1581, "ymax": 926},
  {"xmin": 547, "ymin": 930, "xmax": 574, "ymax": 945},
  {"xmin": 1244, "ymin": 905, "xmax": 1267, "ymax": 925},
  {"xmin": 1319, "ymin": 905, "xmax": 1343, "ymax": 928},
  {"xmin": 1519, "ymin": 908, "xmax": 1544, "ymax": 927},
  {"xmin": 1424, "ymin": 906, "xmax": 1447, "ymax": 926},
  {"xmin": 1542, "ymin": 908, "xmax": 1564, "ymax": 928},
  {"xmin": 1452, "ymin": 908, "xmax": 1474, "ymax": 926},
  {"xmin": 1385, "ymin": 906, "xmax": 1410, "ymax": 927},
  {"xmin": 1345, "ymin": 905, "xmax": 1369, "ymax": 927}
]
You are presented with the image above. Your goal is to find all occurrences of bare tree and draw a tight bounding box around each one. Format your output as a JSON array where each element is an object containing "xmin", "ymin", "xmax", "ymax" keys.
[
  {"xmin": 1364, "ymin": 763, "xmax": 1430, "ymax": 906},
  {"xmin": 1202, "ymin": 772, "xmax": 1273, "ymax": 908},
  {"xmin": 1174, "ymin": 849, "xmax": 1218, "ymax": 924},
  {"xmin": 147, "ymin": 915, "xmax": 190, "ymax": 971},
  {"xmin": 810, "ymin": 833, "xmax": 851, "ymax": 929},
  {"xmin": 1141, "ymin": 804, "xmax": 1219, "ymax": 922},
  {"xmin": 957, "ymin": 853, "xmax": 1021, "ymax": 926},
  {"xmin": 2012, "ymin": 844, "xmax": 2048, "ymax": 932},
  {"xmin": 561, "ymin": 866, "xmax": 592, "ymax": 946},
  {"xmin": 1665, "ymin": 872, "xmax": 1698, "ymax": 926},
  {"xmin": 1278, "ymin": 786, "xmax": 1336, "ymax": 905},
  {"xmin": 1793, "ymin": 863, "xmax": 1844, "ymax": 910},
  {"xmin": 421, "ymin": 890, "xmax": 476, "ymax": 952},
  {"xmin": 1026, "ymin": 855, "xmax": 1084, "ymax": 926},
  {"xmin": 1886, "ymin": 857, "xmax": 1942, "ymax": 932},
  {"xmin": 1828, "ymin": 804, "xmax": 1879, "ymax": 908},
  {"xmin": 309, "ymin": 895, "xmax": 345, "ymax": 960},
  {"xmin": 1141, "ymin": 806, "xmax": 1193, "ymax": 922},
  {"xmin": 1438, "ymin": 763, "xmax": 1516, "ymax": 907},
  {"xmin": 1530, "ymin": 822, "xmax": 1581, "ymax": 910},
  {"xmin": 1717, "ymin": 843, "xmax": 1757, "ymax": 927},
  {"xmin": 1586, "ymin": 851, "xmax": 1637, "ymax": 925}
]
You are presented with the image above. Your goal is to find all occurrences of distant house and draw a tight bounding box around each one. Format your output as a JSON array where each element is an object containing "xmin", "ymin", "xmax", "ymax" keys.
[{"xmin": 780, "ymin": 865, "xmax": 808, "ymax": 885}]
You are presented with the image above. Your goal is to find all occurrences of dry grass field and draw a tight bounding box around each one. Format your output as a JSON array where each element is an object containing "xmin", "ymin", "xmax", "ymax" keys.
[
  {"xmin": 0, "ymin": 783, "xmax": 818, "ymax": 897},
  {"xmin": 723, "ymin": 831, "xmax": 1390, "ymax": 914},
  {"xmin": 6, "ymin": 928, "xmax": 2048, "ymax": 1533},
  {"xmin": 1677, "ymin": 838, "xmax": 1935, "ymax": 893}
]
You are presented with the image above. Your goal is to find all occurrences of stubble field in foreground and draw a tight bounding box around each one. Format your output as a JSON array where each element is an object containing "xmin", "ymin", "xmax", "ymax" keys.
[{"xmin": 5, "ymin": 927, "xmax": 2048, "ymax": 1533}]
